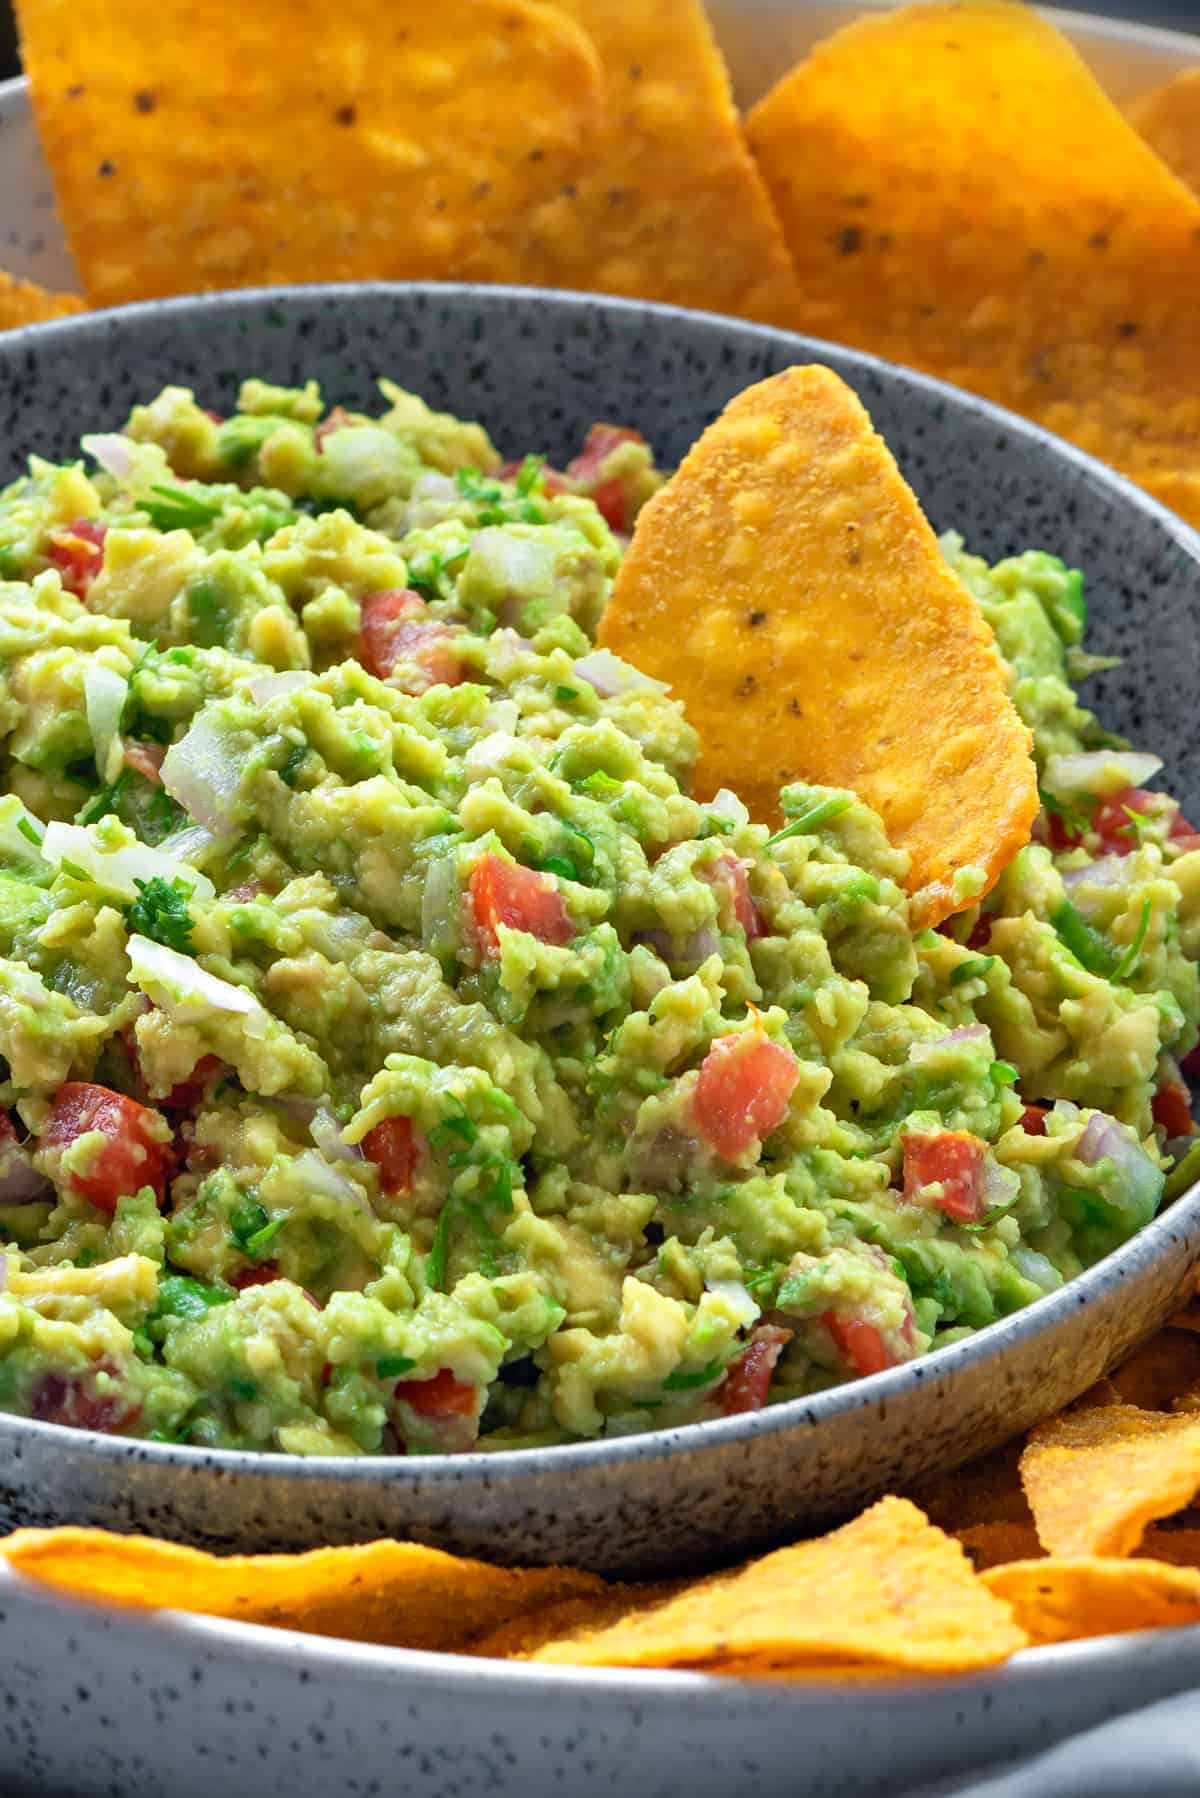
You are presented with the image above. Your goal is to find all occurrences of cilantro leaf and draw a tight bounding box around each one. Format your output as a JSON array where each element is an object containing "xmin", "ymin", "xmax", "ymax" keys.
[{"xmin": 124, "ymin": 875, "xmax": 196, "ymax": 954}]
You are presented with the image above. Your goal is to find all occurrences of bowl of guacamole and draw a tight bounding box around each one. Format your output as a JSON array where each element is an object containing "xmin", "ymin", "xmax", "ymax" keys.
[{"xmin": 0, "ymin": 286, "xmax": 1198, "ymax": 1570}]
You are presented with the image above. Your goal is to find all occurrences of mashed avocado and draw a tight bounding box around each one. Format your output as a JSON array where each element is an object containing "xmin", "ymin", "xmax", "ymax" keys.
[{"xmin": 0, "ymin": 379, "xmax": 1191, "ymax": 1455}]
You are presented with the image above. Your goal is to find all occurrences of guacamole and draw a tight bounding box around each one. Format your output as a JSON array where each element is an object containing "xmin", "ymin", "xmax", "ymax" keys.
[{"xmin": 0, "ymin": 377, "xmax": 1192, "ymax": 1456}]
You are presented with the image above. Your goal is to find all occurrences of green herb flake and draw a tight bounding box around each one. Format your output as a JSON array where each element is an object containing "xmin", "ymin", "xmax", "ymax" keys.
[
  {"xmin": 661, "ymin": 1358, "xmax": 724, "ymax": 1391},
  {"xmin": 1112, "ymin": 896, "xmax": 1153, "ymax": 983},
  {"xmin": 124, "ymin": 875, "xmax": 196, "ymax": 954},
  {"xmin": 766, "ymin": 793, "xmax": 853, "ymax": 850},
  {"xmin": 15, "ymin": 816, "xmax": 42, "ymax": 847},
  {"xmin": 375, "ymin": 1354, "xmax": 417, "ymax": 1380},
  {"xmin": 1051, "ymin": 898, "xmax": 1118, "ymax": 977},
  {"xmin": 950, "ymin": 955, "xmax": 995, "ymax": 986}
]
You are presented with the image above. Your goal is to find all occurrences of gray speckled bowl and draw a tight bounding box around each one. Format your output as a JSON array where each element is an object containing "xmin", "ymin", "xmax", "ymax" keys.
[{"xmin": 1, "ymin": 284, "xmax": 1199, "ymax": 1578}]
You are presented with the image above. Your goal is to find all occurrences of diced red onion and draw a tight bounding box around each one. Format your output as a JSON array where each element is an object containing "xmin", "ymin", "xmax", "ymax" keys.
[
  {"xmin": 573, "ymin": 649, "xmax": 670, "ymax": 699},
  {"xmin": 247, "ymin": 670, "xmax": 315, "ymax": 706},
  {"xmin": 910, "ymin": 1024, "xmax": 989, "ymax": 1063},
  {"xmin": 155, "ymin": 823, "xmax": 233, "ymax": 868},
  {"xmin": 631, "ymin": 927, "xmax": 719, "ymax": 963},
  {"xmin": 293, "ymin": 1148, "xmax": 364, "ymax": 1208},
  {"xmin": 81, "ymin": 433, "xmax": 134, "ymax": 482},
  {"xmin": 1042, "ymin": 750, "xmax": 1163, "ymax": 798},
  {"xmin": 0, "ymin": 1149, "xmax": 52, "ymax": 1206},
  {"xmin": 311, "ymin": 1107, "xmax": 363, "ymax": 1163},
  {"xmin": 273, "ymin": 1093, "xmax": 320, "ymax": 1124},
  {"xmin": 1061, "ymin": 855, "xmax": 1131, "ymax": 889},
  {"xmin": 1074, "ymin": 1110, "xmax": 1162, "ymax": 1208}
]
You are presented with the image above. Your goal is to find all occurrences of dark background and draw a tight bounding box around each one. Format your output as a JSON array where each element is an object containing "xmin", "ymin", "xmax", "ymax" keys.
[{"xmin": 0, "ymin": 0, "xmax": 1198, "ymax": 76}]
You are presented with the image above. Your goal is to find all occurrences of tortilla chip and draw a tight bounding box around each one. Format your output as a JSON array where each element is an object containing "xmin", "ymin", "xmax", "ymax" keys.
[
  {"xmin": 0, "ymin": 1529, "xmax": 604, "ymax": 1652},
  {"xmin": 956, "ymin": 1521, "xmax": 1044, "ymax": 1572},
  {"xmin": 524, "ymin": 1498, "xmax": 1027, "ymax": 1672},
  {"xmin": 16, "ymin": 0, "xmax": 604, "ymax": 307},
  {"xmin": 744, "ymin": 1, "xmax": 1200, "ymax": 527},
  {"xmin": 455, "ymin": 0, "xmax": 804, "ymax": 327},
  {"xmin": 984, "ymin": 1556, "xmax": 1200, "ymax": 1646},
  {"xmin": 1020, "ymin": 1405, "xmax": 1200, "ymax": 1557},
  {"xmin": 1071, "ymin": 1376, "xmax": 1124, "ymax": 1411},
  {"xmin": 906, "ymin": 1440, "xmax": 1032, "ymax": 1532},
  {"xmin": 597, "ymin": 365, "xmax": 1036, "ymax": 926},
  {"xmin": 1128, "ymin": 69, "xmax": 1200, "ymax": 196},
  {"xmin": 1108, "ymin": 1330, "xmax": 1200, "ymax": 1412},
  {"xmin": 471, "ymin": 1581, "xmax": 684, "ymax": 1659},
  {"xmin": 0, "ymin": 272, "xmax": 84, "ymax": 330}
]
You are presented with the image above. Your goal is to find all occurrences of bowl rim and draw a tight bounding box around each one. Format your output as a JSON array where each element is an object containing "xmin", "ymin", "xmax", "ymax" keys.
[{"xmin": 0, "ymin": 277, "xmax": 1197, "ymax": 1484}]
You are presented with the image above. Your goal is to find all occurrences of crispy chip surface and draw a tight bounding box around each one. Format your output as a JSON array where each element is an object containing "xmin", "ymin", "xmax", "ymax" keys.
[
  {"xmin": 1021, "ymin": 1405, "xmax": 1200, "ymax": 1558},
  {"xmin": 1108, "ymin": 1330, "xmax": 1200, "ymax": 1413},
  {"xmin": 956, "ymin": 1521, "xmax": 1044, "ymax": 1573},
  {"xmin": 598, "ymin": 365, "xmax": 1036, "ymax": 926},
  {"xmin": 16, "ymin": 0, "xmax": 604, "ymax": 307},
  {"xmin": 1129, "ymin": 69, "xmax": 1200, "ymax": 196},
  {"xmin": 471, "ymin": 1582, "xmax": 685, "ymax": 1659},
  {"xmin": 0, "ymin": 272, "xmax": 83, "ymax": 330},
  {"xmin": 0, "ymin": 1529, "xmax": 604, "ymax": 1651},
  {"xmin": 523, "ymin": 1497, "xmax": 1027, "ymax": 1671},
  {"xmin": 984, "ymin": 1556, "xmax": 1200, "ymax": 1645},
  {"xmin": 745, "ymin": 1, "xmax": 1200, "ymax": 526},
  {"xmin": 455, "ymin": 0, "xmax": 804, "ymax": 327}
]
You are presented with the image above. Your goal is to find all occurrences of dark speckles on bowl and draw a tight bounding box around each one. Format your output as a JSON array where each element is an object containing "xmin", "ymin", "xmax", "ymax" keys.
[{"xmin": 1, "ymin": 284, "xmax": 1200, "ymax": 1578}]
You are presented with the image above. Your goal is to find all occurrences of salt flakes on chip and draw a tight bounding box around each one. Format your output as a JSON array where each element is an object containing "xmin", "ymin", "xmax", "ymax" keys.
[{"xmin": 598, "ymin": 364, "xmax": 1037, "ymax": 927}]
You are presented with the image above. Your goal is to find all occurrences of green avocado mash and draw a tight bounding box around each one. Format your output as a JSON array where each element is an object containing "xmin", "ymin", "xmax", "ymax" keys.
[{"xmin": 0, "ymin": 377, "xmax": 1192, "ymax": 1456}]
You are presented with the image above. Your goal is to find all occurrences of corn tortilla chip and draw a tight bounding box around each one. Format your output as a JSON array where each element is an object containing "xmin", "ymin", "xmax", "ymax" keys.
[
  {"xmin": 456, "ymin": 0, "xmax": 804, "ymax": 328},
  {"xmin": 598, "ymin": 365, "xmax": 1036, "ymax": 926},
  {"xmin": 1128, "ymin": 69, "xmax": 1200, "ymax": 197},
  {"xmin": 1021, "ymin": 1405, "xmax": 1200, "ymax": 1557},
  {"xmin": 1109, "ymin": 1330, "xmax": 1200, "ymax": 1412},
  {"xmin": 472, "ymin": 1581, "xmax": 685, "ymax": 1659},
  {"xmin": 0, "ymin": 1529, "xmax": 604, "ymax": 1651},
  {"xmin": 745, "ymin": 1, "xmax": 1200, "ymax": 528},
  {"xmin": 523, "ymin": 1498, "xmax": 1027, "ymax": 1672},
  {"xmin": 16, "ymin": 0, "xmax": 604, "ymax": 307},
  {"xmin": 984, "ymin": 1556, "xmax": 1200, "ymax": 1646},
  {"xmin": 0, "ymin": 272, "xmax": 83, "ymax": 330},
  {"xmin": 956, "ymin": 1521, "xmax": 1044, "ymax": 1573}
]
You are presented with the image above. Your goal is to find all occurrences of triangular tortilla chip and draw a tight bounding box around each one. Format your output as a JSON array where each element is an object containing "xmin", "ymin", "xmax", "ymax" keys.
[
  {"xmin": 456, "ymin": 0, "xmax": 804, "ymax": 328},
  {"xmin": 524, "ymin": 1498, "xmax": 1027, "ymax": 1672},
  {"xmin": 745, "ymin": 1, "xmax": 1200, "ymax": 526},
  {"xmin": 1020, "ymin": 1404, "xmax": 1200, "ymax": 1557},
  {"xmin": 984, "ymin": 1555, "xmax": 1200, "ymax": 1646},
  {"xmin": 0, "ymin": 271, "xmax": 84, "ymax": 330},
  {"xmin": 956, "ymin": 1521, "xmax": 1044, "ymax": 1573},
  {"xmin": 0, "ymin": 1528, "xmax": 604, "ymax": 1651},
  {"xmin": 1129, "ymin": 68, "xmax": 1200, "ymax": 196},
  {"xmin": 16, "ymin": 0, "xmax": 604, "ymax": 306},
  {"xmin": 597, "ymin": 365, "xmax": 1036, "ymax": 926}
]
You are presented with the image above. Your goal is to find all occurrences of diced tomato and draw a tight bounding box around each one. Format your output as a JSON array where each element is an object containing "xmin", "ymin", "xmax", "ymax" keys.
[
  {"xmin": 0, "ymin": 1109, "xmax": 17, "ymax": 1147},
  {"xmin": 313, "ymin": 405, "xmax": 350, "ymax": 452},
  {"xmin": 42, "ymin": 1082, "xmax": 171, "ymax": 1214},
  {"xmin": 30, "ymin": 1364, "xmax": 140, "ymax": 1435},
  {"xmin": 122, "ymin": 738, "xmax": 165, "ymax": 784},
  {"xmin": 1170, "ymin": 834, "xmax": 1200, "ymax": 856},
  {"xmin": 902, "ymin": 1130, "xmax": 987, "ymax": 1224},
  {"xmin": 566, "ymin": 424, "xmax": 645, "ymax": 533},
  {"xmin": 694, "ymin": 1030, "xmax": 799, "ymax": 1160},
  {"xmin": 824, "ymin": 1313, "xmax": 899, "ymax": 1378},
  {"xmin": 719, "ymin": 1323, "xmax": 792, "ymax": 1416},
  {"xmin": 966, "ymin": 914, "xmax": 993, "ymax": 951},
  {"xmin": 46, "ymin": 518, "xmax": 107, "ymax": 598},
  {"xmin": 359, "ymin": 588, "xmax": 464, "ymax": 690},
  {"xmin": 392, "ymin": 1367, "xmax": 478, "ymax": 1419},
  {"xmin": 162, "ymin": 1054, "xmax": 224, "ymax": 1115},
  {"xmin": 1171, "ymin": 811, "xmax": 1200, "ymax": 840},
  {"xmin": 703, "ymin": 855, "xmax": 762, "ymax": 941},
  {"xmin": 468, "ymin": 853, "xmax": 574, "ymax": 957},
  {"xmin": 363, "ymin": 1116, "xmax": 417, "ymax": 1195},
  {"xmin": 1090, "ymin": 786, "xmax": 1174, "ymax": 856},
  {"xmin": 1153, "ymin": 1080, "xmax": 1194, "ymax": 1139},
  {"xmin": 1181, "ymin": 1044, "xmax": 1200, "ymax": 1080},
  {"xmin": 231, "ymin": 1265, "xmax": 280, "ymax": 1290},
  {"xmin": 1019, "ymin": 1104, "xmax": 1049, "ymax": 1137}
]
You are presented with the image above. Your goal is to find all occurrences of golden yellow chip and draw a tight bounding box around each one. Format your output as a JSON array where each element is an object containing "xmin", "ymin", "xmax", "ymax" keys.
[
  {"xmin": 744, "ymin": 1, "xmax": 1200, "ymax": 526},
  {"xmin": 456, "ymin": 0, "xmax": 804, "ymax": 327},
  {"xmin": 523, "ymin": 1498, "xmax": 1027, "ymax": 1672},
  {"xmin": 956, "ymin": 1521, "xmax": 1044, "ymax": 1573},
  {"xmin": 1128, "ymin": 69, "xmax": 1200, "ymax": 196},
  {"xmin": 0, "ymin": 1528, "xmax": 605, "ymax": 1652},
  {"xmin": 1020, "ymin": 1404, "xmax": 1200, "ymax": 1557},
  {"xmin": 16, "ymin": 0, "xmax": 604, "ymax": 307},
  {"xmin": 1109, "ymin": 1330, "xmax": 1200, "ymax": 1413},
  {"xmin": 598, "ymin": 365, "xmax": 1036, "ymax": 926},
  {"xmin": 0, "ymin": 271, "xmax": 83, "ymax": 330},
  {"xmin": 984, "ymin": 1556, "xmax": 1200, "ymax": 1646},
  {"xmin": 471, "ymin": 1582, "xmax": 684, "ymax": 1659}
]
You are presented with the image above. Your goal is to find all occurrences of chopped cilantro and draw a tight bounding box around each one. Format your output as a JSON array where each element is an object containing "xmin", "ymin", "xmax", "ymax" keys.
[
  {"xmin": 15, "ymin": 816, "xmax": 42, "ymax": 847},
  {"xmin": 143, "ymin": 484, "xmax": 224, "ymax": 533},
  {"xmin": 515, "ymin": 454, "xmax": 545, "ymax": 497},
  {"xmin": 375, "ymin": 1354, "xmax": 416, "ymax": 1380},
  {"xmin": 57, "ymin": 856, "xmax": 90, "ymax": 882},
  {"xmin": 1112, "ymin": 896, "xmax": 1153, "ymax": 983},
  {"xmin": 426, "ymin": 1203, "xmax": 454, "ymax": 1291},
  {"xmin": 124, "ymin": 875, "xmax": 196, "ymax": 954},
  {"xmin": 578, "ymin": 769, "xmax": 623, "ymax": 800},
  {"xmin": 991, "ymin": 1060, "xmax": 1019, "ymax": 1087},
  {"xmin": 555, "ymin": 686, "xmax": 579, "ymax": 704},
  {"xmin": 150, "ymin": 1273, "xmax": 233, "ymax": 1330},
  {"xmin": 766, "ymin": 793, "xmax": 853, "ymax": 850},
  {"xmin": 537, "ymin": 854, "xmax": 579, "ymax": 881},
  {"xmin": 1051, "ymin": 898, "xmax": 1118, "ymax": 977},
  {"xmin": 950, "ymin": 955, "xmax": 994, "ymax": 986},
  {"xmin": 245, "ymin": 1216, "xmax": 285, "ymax": 1257},
  {"xmin": 662, "ymin": 1359, "xmax": 724, "ymax": 1391},
  {"xmin": 230, "ymin": 1200, "xmax": 276, "ymax": 1256},
  {"xmin": 429, "ymin": 1113, "xmax": 478, "ymax": 1151},
  {"xmin": 279, "ymin": 743, "xmax": 309, "ymax": 788}
]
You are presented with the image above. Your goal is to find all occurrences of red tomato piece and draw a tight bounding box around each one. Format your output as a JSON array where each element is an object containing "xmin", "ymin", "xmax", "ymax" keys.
[
  {"xmin": 1091, "ymin": 786, "xmax": 1172, "ymax": 856},
  {"xmin": 30, "ymin": 1364, "xmax": 140, "ymax": 1435},
  {"xmin": 824, "ymin": 1313, "xmax": 898, "ymax": 1378},
  {"xmin": 566, "ymin": 424, "xmax": 645, "ymax": 533},
  {"xmin": 1153, "ymin": 1080, "xmax": 1194, "ymax": 1139},
  {"xmin": 313, "ymin": 405, "xmax": 350, "ymax": 453},
  {"xmin": 46, "ymin": 518, "xmax": 107, "ymax": 598},
  {"xmin": 966, "ymin": 915, "xmax": 993, "ymax": 950},
  {"xmin": 231, "ymin": 1265, "xmax": 280, "ymax": 1290},
  {"xmin": 1181, "ymin": 1045, "xmax": 1200, "ymax": 1080},
  {"xmin": 123, "ymin": 738, "xmax": 165, "ymax": 784},
  {"xmin": 359, "ymin": 588, "xmax": 463, "ymax": 690},
  {"xmin": 392, "ymin": 1367, "xmax": 478, "ymax": 1419},
  {"xmin": 468, "ymin": 853, "xmax": 574, "ymax": 957},
  {"xmin": 719, "ymin": 1323, "xmax": 792, "ymax": 1416},
  {"xmin": 1019, "ymin": 1104, "xmax": 1049, "ymax": 1137},
  {"xmin": 363, "ymin": 1117, "xmax": 417, "ymax": 1196},
  {"xmin": 694, "ymin": 1030, "xmax": 799, "ymax": 1161},
  {"xmin": 43, "ymin": 1083, "xmax": 170, "ymax": 1214},
  {"xmin": 703, "ymin": 855, "xmax": 762, "ymax": 941},
  {"xmin": 0, "ymin": 1109, "xmax": 17, "ymax": 1147},
  {"xmin": 162, "ymin": 1055, "xmax": 224, "ymax": 1115},
  {"xmin": 902, "ymin": 1130, "xmax": 987, "ymax": 1224}
]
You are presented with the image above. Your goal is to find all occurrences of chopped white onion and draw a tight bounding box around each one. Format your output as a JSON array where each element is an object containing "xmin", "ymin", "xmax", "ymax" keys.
[
  {"xmin": 469, "ymin": 529, "xmax": 558, "ymax": 601},
  {"xmin": 155, "ymin": 823, "xmax": 233, "ymax": 868},
  {"xmin": 43, "ymin": 822, "xmax": 215, "ymax": 903},
  {"xmin": 1061, "ymin": 855, "xmax": 1131, "ymax": 889},
  {"xmin": 83, "ymin": 665, "xmax": 129, "ymax": 785},
  {"xmin": 292, "ymin": 1148, "xmax": 364, "ymax": 1207},
  {"xmin": 1011, "ymin": 1247, "xmax": 1063, "ymax": 1292},
  {"xmin": 0, "ymin": 797, "xmax": 46, "ymax": 872},
  {"xmin": 161, "ymin": 712, "xmax": 246, "ymax": 834},
  {"xmin": 1074, "ymin": 1110, "xmax": 1163, "ymax": 1211},
  {"xmin": 573, "ymin": 648, "xmax": 669, "ymax": 699},
  {"xmin": 421, "ymin": 854, "xmax": 461, "ymax": 957},
  {"xmin": 982, "ymin": 1158, "xmax": 1020, "ymax": 1212},
  {"xmin": 247, "ymin": 670, "xmax": 315, "ymax": 707},
  {"xmin": 465, "ymin": 730, "xmax": 522, "ymax": 776},
  {"xmin": 484, "ymin": 699, "xmax": 520, "ymax": 736},
  {"xmin": 81, "ymin": 432, "xmax": 134, "ymax": 482},
  {"xmin": 631, "ymin": 927, "xmax": 719, "ymax": 964},
  {"xmin": 127, "ymin": 934, "xmax": 260, "ymax": 1018},
  {"xmin": 909, "ymin": 1024, "xmax": 989, "ymax": 1063},
  {"xmin": 1042, "ymin": 750, "xmax": 1163, "ymax": 798},
  {"xmin": 707, "ymin": 789, "xmax": 749, "ymax": 827},
  {"xmin": 705, "ymin": 1277, "xmax": 760, "ymax": 1329},
  {"xmin": 483, "ymin": 630, "xmax": 532, "ymax": 678},
  {"xmin": 311, "ymin": 1107, "xmax": 363, "ymax": 1163}
]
